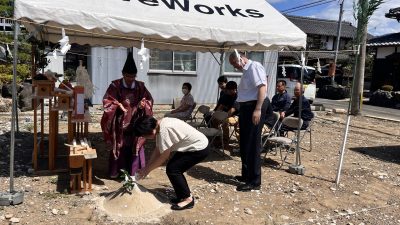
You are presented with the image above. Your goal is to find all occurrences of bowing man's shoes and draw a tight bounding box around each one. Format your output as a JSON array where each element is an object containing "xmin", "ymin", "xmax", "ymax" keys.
[{"xmin": 171, "ymin": 198, "xmax": 195, "ymax": 210}]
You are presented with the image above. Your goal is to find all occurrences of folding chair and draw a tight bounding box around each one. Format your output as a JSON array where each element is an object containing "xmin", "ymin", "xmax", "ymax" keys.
[
  {"xmin": 186, "ymin": 105, "xmax": 210, "ymax": 128},
  {"xmin": 182, "ymin": 102, "xmax": 197, "ymax": 122},
  {"xmin": 262, "ymin": 111, "xmax": 280, "ymax": 137},
  {"xmin": 263, "ymin": 117, "xmax": 303, "ymax": 168},
  {"xmin": 285, "ymin": 112, "xmax": 314, "ymax": 152},
  {"xmin": 300, "ymin": 115, "xmax": 314, "ymax": 152},
  {"xmin": 198, "ymin": 111, "xmax": 229, "ymax": 156}
]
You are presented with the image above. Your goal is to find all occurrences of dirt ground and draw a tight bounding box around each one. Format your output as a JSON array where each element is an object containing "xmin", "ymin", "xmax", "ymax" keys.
[{"xmin": 0, "ymin": 109, "xmax": 399, "ymax": 225}]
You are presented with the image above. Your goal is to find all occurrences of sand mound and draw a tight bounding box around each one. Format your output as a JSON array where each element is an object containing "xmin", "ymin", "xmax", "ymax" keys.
[{"xmin": 98, "ymin": 184, "xmax": 171, "ymax": 223}]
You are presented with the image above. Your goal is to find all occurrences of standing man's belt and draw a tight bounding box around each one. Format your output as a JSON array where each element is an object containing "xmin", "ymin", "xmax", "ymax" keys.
[{"xmin": 239, "ymin": 100, "xmax": 257, "ymax": 106}]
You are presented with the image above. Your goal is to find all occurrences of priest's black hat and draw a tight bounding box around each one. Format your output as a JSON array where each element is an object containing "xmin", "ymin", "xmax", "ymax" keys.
[{"xmin": 122, "ymin": 52, "xmax": 137, "ymax": 75}]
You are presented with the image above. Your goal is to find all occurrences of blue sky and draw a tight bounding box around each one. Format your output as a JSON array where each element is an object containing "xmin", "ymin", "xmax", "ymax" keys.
[{"xmin": 267, "ymin": 0, "xmax": 400, "ymax": 36}]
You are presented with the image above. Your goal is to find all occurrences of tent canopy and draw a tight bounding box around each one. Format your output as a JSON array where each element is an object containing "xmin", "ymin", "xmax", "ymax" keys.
[{"xmin": 14, "ymin": 0, "xmax": 306, "ymax": 52}]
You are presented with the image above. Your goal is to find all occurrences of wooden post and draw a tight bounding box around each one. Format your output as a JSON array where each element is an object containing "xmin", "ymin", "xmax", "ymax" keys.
[
  {"xmin": 87, "ymin": 159, "xmax": 92, "ymax": 191},
  {"xmin": 33, "ymin": 98, "xmax": 38, "ymax": 170},
  {"xmin": 40, "ymin": 99, "xmax": 44, "ymax": 155}
]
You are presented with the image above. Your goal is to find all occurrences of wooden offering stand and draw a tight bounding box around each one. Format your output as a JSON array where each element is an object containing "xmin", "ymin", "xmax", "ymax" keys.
[{"xmin": 68, "ymin": 138, "xmax": 97, "ymax": 193}]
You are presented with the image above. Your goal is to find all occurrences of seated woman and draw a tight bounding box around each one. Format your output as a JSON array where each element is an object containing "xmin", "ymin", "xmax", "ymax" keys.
[{"xmin": 165, "ymin": 82, "xmax": 195, "ymax": 120}]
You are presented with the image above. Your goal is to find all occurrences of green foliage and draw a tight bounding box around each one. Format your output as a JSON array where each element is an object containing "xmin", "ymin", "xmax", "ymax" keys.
[
  {"xmin": 120, "ymin": 169, "xmax": 136, "ymax": 192},
  {"xmin": 64, "ymin": 68, "xmax": 76, "ymax": 81},
  {"xmin": 0, "ymin": 24, "xmax": 32, "ymax": 84},
  {"xmin": 0, "ymin": 64, "xmax": 30, "ymax": 84},
  {"xmin": 0, "ymin": 0, "xmax": 12, "ymax": 17},
  {"xmin": 353, "ymin": 0, "xmax": 385, "ymax": 43}
]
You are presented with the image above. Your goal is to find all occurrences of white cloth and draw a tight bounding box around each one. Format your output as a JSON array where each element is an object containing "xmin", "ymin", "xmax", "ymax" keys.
[
  {"xmin": 76, "ymin": 65, "xmax": 94, "ymax": 99},
  {"xmin": 237, "ymin": 60, "xmax": 267, "ymax": 102},
  {"xmin": 156, "ymin": 118, "xmax": 208, "ymax": 154}
]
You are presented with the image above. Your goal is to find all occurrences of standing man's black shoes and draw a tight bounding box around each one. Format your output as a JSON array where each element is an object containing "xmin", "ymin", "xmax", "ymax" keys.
[
  {"xmin": 236, "ymin": 183, "xmax": 261, "ymax": 192},
  {"xmin": 234, "ymin": 175, "xmax": 246, "ymax": 183}
]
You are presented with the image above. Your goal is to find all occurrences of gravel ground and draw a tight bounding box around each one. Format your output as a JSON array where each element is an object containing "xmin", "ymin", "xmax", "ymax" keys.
[{"xmin": 0, "ymin": 109, "xmax": 399, "ymax": 225}]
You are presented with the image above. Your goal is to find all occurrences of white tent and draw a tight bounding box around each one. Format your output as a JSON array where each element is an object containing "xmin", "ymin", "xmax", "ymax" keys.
[{"xmin": 14, "ymin": 0, "xmax": 306, "ymax": 51}]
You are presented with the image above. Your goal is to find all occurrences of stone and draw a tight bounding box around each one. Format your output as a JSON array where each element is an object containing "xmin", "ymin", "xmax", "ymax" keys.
[
  {"xmin": 281, "ymin": 215, "xmax": 289, "ymax": 220},
  {"xmin": 9, "ymin": 217, "xmax": 20, "ymax": 223},
  {"xmin": 332, "ymin": 108, "xmax": 346, "ymax": 114},
  {"xmin": 244, "ymin": 208, "xmax": 253, "ymax": 215},
  {"xmin": 310, "ymin": 208, "xmax": 316, "ymax": 212},
  {"xmin": 27, "ymin": 168, "xmax": 34, "ymax": 174},
  {"xmin": 5, "ymin": 214, "xmax": 13, "ymax": 219},
  {"xmin": 353, "ymin": 191, "xmax": 360, "ymax": 195},
  {"xmin": 330, "ymin": 187, "xmax": 336, "ymax": 191},
  {"xmin": 0, "ymin": 97, "xmax": 12, "ymax": 112},
  {"xmin": 60, "ymin": 210, "xmax": 68, "ymax": 215},
  {"xmin": 18, "ymin": 83, "xmax": 33, "ymax": 112},
  {"xmin": 52, "ymin": 209, "xmax": 58, "ymax": 215}
]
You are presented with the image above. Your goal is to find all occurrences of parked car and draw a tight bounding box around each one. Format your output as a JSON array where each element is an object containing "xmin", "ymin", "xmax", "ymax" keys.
[{"xmin": 277, "ymin": 64, "xmax": 316, "ymax": 102}]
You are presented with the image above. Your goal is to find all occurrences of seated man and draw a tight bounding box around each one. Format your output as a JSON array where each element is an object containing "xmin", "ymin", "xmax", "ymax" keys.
[
  {"xmin": 217, "ymin": 76, "xmax": 228, "ymax": 102},
  {"xmin": 205, "ymin": 81, "xmax": 237, "ymax": 126},
  {"xmin": 265, "ymin": 80, "xmax": 291, "ymax": 128},
  {"xmin": 165, "ymin": 82, "xmax": 195, "ymax": 120},
  {"xmin": 280, "ymin": 82, "xmax": 314, "ymax": 131}
]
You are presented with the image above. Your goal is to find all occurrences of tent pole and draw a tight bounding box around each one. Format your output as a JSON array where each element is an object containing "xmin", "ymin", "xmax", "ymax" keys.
[
  {"xmin": 10, "ymin": 21, "xmax": 20, "ymax": 193},
  {"xmin": 335, "ymin": 45, "xmax": 360, "ymax": 185},
  {"xmin": 217, "ymin": 44, "xmax": 225, "ymax": 102},
  {"xmin": 0, "ymin": 19, "xmax": 24, "ymax": 207},
  {"xmin": 288, "ymin": 51, "xmax": 305, "ymax": 175}
]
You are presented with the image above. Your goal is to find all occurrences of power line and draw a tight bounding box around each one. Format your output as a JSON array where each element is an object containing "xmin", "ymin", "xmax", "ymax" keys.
[
  {"xmin": 282, "ymin": 0, "xmax": 332, "ymax": 13},
  {"xmin": 282, "ymin": 0, "xmax": 336, "ymax": 13}
]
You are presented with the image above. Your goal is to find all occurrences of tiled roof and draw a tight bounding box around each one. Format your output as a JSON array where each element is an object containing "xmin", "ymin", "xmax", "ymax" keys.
[
  {"xmin": 285, "ymin": 15, "xmax": 357, "ymax": 38},
  {"xmin": 367, "ymin": 32, "xmax": 400, "ymax": 46}
]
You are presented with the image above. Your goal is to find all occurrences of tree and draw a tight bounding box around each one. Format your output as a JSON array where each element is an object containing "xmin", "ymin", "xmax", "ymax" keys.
[
  {"xmin": 350, "ymin": 0, "xmax": 384, "ymax": 115},
  {"xmin": 0, "ymin": 0, "xmax": 13, "ymax": 17},
  {"xmin": 0, "ymin": 1, "xmax": 32, "ymax": 85}
]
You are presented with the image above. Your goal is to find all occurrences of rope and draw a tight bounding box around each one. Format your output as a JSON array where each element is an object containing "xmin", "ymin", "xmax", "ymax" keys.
[{"xmin": 1, "ymin": 16, "xmax": 359, "ymax": 54}]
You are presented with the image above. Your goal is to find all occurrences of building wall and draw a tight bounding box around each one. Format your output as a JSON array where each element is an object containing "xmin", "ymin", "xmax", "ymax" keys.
[
  {"xmin": 327, "ymin": 36, "xmax": 335, "ymax": 50},
  {"xmin": 89, "ymin": 47, "xmax": 278, "ymax": 105},
  {"xmin": 376, "ymin": 47, "xmax": 396, "ymax": 59}
]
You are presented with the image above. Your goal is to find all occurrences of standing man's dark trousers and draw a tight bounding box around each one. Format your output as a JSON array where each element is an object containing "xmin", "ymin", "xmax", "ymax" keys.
[{"xmin": 239, "ymin": 99, "xmax": 267, "ymax": 186}]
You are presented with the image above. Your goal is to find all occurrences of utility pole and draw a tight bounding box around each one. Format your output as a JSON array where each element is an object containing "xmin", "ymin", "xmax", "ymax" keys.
[
  {"xmin": 351, "ymin": 0, "xmax": 368, "ymax": 115},
  {"xmin": 332, "ymin": 0, "xmax": 344, "ymax": 85}
]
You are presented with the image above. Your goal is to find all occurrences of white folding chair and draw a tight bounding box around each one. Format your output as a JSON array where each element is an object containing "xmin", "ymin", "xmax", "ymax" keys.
[
  {"xmin": 186, "ymin": 105, "xmax": 210, "ymax": 128},
  {"xmin": 264, "ymin": 117, "xmax": 303, "ymax": 168},
  {"xmin": 285, "ymin": 112, "xmax": 314, "ymax": 152}
]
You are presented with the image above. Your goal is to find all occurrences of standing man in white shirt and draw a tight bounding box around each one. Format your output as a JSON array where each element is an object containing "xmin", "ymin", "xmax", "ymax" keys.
[{"xmin": 229, "ymin": 52, "xmax": 268, "ymax": 192}]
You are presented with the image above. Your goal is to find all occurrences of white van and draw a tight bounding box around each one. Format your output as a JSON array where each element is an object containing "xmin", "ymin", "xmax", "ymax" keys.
[{"xmin": 277, "ymin": 64, "xmax": 317, "ymax": 102}]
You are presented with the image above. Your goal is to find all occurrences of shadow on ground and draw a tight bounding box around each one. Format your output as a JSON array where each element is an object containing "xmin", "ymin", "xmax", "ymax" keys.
[{"xmin": 350, "ymin": 145, "xmax": 400, "ymax": 164}]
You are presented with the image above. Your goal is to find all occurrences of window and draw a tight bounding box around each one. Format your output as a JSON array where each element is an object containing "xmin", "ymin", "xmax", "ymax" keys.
[
  {"xmin": 224, "ymin": 51, "xmax": 264, "ymax": 74},
  {"xmin": 150, "ymin": 49, "xmax": 196, "ymax": 73}
]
